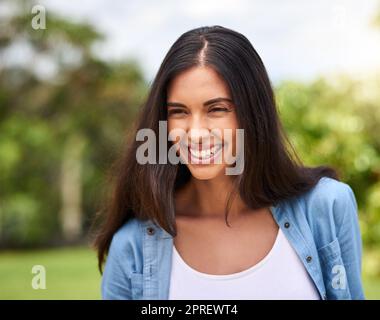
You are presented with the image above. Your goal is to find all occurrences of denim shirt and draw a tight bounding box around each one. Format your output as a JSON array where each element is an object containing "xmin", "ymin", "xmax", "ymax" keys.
[{"xmin": 101, "ymin": 177, "xmax": 365, "ymax": 300}]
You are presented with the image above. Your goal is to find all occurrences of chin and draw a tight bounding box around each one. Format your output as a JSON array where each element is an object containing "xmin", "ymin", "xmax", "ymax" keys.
[{"xmin": 186, "ymin": 164, "xmax": 226, "ymax": 180}]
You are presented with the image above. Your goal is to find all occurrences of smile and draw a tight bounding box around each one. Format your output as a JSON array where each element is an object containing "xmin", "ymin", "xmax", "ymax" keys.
[{"xmin": 187, "ymin": 144, "xmax": 223, "ymax": 163}]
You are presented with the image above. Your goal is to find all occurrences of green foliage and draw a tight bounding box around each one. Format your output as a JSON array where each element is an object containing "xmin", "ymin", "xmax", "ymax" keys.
[
  {"xmin": 0, "ymin": 1, "xmax": 147, "ymax": 246},
  {"xmin": 276, "ymin": 76, "xmax": 380, "ymax": 248}
]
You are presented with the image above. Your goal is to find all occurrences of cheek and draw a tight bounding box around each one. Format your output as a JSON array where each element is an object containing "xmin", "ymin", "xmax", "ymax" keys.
[
  {"xmin": 209, "ymin": 114, "xmax": 239, "ymax": 142},
  {"xmin": 167, "ymin": 119, "xmax": 188, "ymax": 149},
  {"xmin": 167, "ymin": 119, "xmax": 186, "ymax": 133},
  {"xmin": 210, "ymin": 112, "xmax": 239, "ymax": 130},
  {"xmin": 215, "ymin": 115, "xmax": 239, "ymax": 156},
  {"xmin": 167, "ymin": 119, "xmax": 174, "ymax": 132}
]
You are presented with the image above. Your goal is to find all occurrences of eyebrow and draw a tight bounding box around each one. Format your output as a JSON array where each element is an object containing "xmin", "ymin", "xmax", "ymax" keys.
[{"xmin": 167, "ymin": 97, "xmax": 233, "ymax": 108}]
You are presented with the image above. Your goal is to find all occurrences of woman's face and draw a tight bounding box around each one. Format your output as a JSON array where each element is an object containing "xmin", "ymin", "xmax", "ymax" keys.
[{"xmin": 167, "ymin": 66, "xmax": 239, "ymax": 180}]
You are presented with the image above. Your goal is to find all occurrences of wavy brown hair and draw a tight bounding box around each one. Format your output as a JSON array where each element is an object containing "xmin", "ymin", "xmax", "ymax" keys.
[{"xmin": 92, "ymin": 25, "xmax": 339, "ymax": 273}]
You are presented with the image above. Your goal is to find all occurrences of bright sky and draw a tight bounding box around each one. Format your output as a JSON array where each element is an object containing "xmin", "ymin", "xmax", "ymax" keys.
[{"xmin": 41, "ymin": 0, "xmax": 380, "ymax": 84}]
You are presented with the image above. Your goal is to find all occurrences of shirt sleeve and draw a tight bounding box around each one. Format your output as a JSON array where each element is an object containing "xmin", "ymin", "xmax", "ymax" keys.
[
  {"xmin": 101, "ymin": 236, "xmax": 132, "ymax": 300},
  {"xmin": 336, "ymin": 183, "xmax": 365, "ymax": 300}
]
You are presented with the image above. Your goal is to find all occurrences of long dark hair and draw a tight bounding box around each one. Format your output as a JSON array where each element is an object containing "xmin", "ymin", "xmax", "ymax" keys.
[{"xmin": 92, "ymin": 25, "xmax": 338, "ymax": 272}]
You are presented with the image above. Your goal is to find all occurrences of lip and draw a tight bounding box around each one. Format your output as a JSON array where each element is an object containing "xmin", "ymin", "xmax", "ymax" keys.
[
  {"xmin": 186, "ymin": 144, "xmax": 223, "ymax": 164},
  {"xmin": 188, "ymin": 143, "xmax": 216, "ymax": 150}
]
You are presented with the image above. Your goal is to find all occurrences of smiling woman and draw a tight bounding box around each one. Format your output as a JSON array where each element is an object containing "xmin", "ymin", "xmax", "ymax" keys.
[
  {"xmin": 93, "ymin": 25, "xmax": 364, "ymax": 300},
  {"xmin": 166, "ymin": 66, "xmax": 241, "ymax": 178}
]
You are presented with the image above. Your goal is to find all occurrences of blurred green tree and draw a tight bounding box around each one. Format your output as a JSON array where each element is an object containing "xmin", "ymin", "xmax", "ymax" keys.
[
  {"xmin": 0, "ymin": 0, "xmax": 147, "ymax": 246},
  {"xmin": 276, "ymin": 76, "xmax": 380, "ymax": 247}
]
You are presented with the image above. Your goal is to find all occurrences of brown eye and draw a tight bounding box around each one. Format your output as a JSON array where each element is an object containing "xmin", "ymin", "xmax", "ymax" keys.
[
  {"xmin": 209, "ymin": 106, "xmax": 229, "ymax": 113},
  {"xmin": 168, "ymin": 108, "xmax": 187, "ymax": 116}
]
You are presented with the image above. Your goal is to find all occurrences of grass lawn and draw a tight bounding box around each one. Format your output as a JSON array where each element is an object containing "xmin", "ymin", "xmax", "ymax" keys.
[
  {"xmin": 0, "ymin": 246, "xmax": 101, "ymax": 299},
  {"xmin": 363, "ymin": 275, "xmax": 380, "ymax": 300},
  {"xmin": 0, "ymin": 246, "xmax": 379, "ymax": 299}
]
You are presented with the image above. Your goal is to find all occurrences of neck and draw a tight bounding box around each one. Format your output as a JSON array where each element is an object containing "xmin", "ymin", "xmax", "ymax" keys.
[{"xmin": 180, "ymin": 174, "xmax": 248, "ymax": 218}]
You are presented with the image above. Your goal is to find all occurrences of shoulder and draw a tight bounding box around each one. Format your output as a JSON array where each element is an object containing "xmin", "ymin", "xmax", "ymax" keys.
[
  {"xmin": 301, "ymin": 176, "xmax": 356, "ymax": 208},
  {"xmin": 300, "ymin": 176, "xmax": 357, "ymax": 216},
  {"xmin": 112, "ymin": 217, "xmax": 142, "ymax": 248},
  {"xmin": 292, "ymin": 176, "xmax": 359, "ymax": 240},
  {"xmin": 106, "ymin": 217, "xmax": 144, "ymax": 272}
]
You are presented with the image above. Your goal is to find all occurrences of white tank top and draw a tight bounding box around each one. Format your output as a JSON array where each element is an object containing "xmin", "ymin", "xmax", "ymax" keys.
[{"xmin": 168, "ymin": 228, "xmax": 320, "ymax": 300}]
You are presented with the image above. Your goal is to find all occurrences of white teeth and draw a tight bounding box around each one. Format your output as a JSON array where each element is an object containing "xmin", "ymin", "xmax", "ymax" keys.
[
  {"xmin": 201, "ymin": 149, "xmax": 210, "ymax": 158},
  {"xmin": 188, "ymin": 145, "xmax": 222, "ymax": 159}
]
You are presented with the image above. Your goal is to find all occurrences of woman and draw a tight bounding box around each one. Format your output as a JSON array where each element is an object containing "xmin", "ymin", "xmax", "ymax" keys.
[{"xmin": 94, "ymin": 26, "xmax": 364, "ymax": 300}]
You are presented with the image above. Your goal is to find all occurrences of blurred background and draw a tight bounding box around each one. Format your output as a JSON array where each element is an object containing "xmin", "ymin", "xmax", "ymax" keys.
[{"xmin": 0, "ymin": 0, "xmax": 380, "ymax": 299}]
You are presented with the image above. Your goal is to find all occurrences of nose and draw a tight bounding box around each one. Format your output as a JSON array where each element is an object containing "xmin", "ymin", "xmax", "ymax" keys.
[
  {"xmin": 187, "ymin": 115, "xmax": 210, "ymax": 145},
  {"xmin": 188, "ymin": 128, "xmax": 210, "ymax": 146}
]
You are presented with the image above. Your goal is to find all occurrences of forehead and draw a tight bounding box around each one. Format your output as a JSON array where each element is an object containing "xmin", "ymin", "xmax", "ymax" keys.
[{"xmin": 167, "ymin": 66, "xmax": 231, "ymax": 102}]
